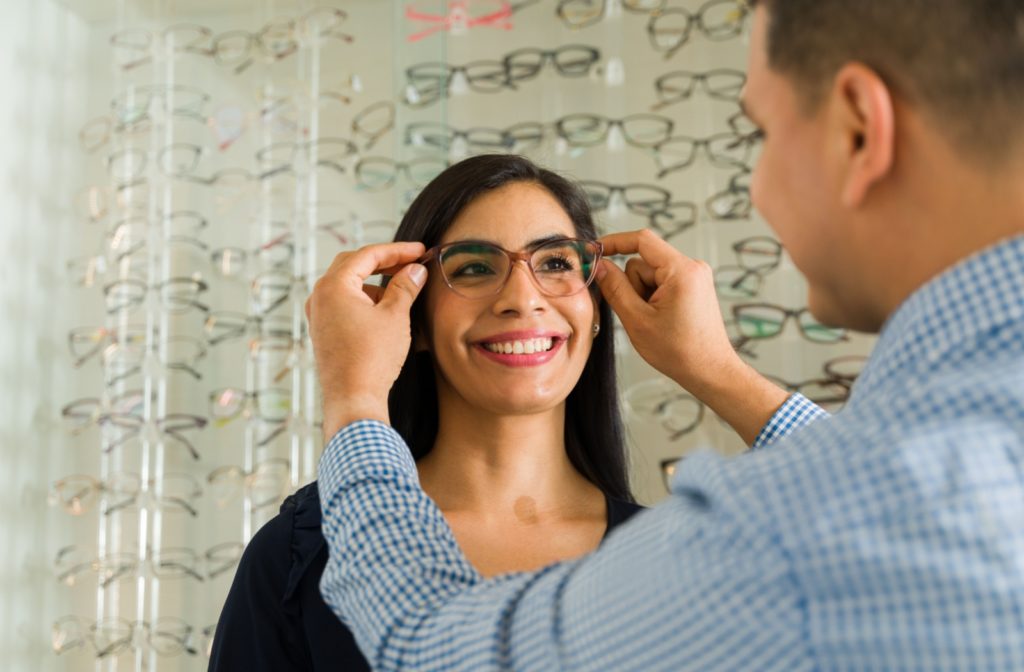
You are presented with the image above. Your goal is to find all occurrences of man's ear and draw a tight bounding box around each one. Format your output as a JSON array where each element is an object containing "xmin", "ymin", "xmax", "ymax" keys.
[{"xmin": 829, "ymin": 62, "xmax": 896, "ymax": 207}]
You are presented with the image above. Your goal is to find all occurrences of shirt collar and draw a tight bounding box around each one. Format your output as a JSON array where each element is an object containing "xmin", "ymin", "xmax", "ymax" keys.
[{"xmin": 852, "ymin": 234, "xmax": 1024, "ymax": 399}]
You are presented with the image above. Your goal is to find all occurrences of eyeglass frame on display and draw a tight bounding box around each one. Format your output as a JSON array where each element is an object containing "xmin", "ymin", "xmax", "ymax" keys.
[
  {"xmin": 646, "ymin": 0, "xmax": 749, "ymax": 60},
  {"xmin": 203, "ymin": 311, "xmax": 300, "ymax": 346},
  {"xmin": 102, "ymin": 277, "xmax": 209, "ymax": 315},
  {"xmin": 713, "ymin": 235, "xmax": 785, "ymax": 299},
  {"xmin": 353, "ymin": 155, "xmax": 450, "ymax": 192},
  {"xmin": 110, "ymin": 84, "xmax": 210, "ymax": 126},
  {"xmin": 255, "ymin": 137, "xmax": 359, "ymax": 181},
  {"xmin": 502, "ymin": 44, "xmax": 602, "ymax": 84},
  {"xmin": 104, "ymin": 210, "xmax": 209, "ymax": 262},
  {"xmin": 98, "ymin": 411, "xmax": 208, "ymax": 461},
  {"xmin": 646, "ymin": 201, "xmax": 698, "ymax": 243},
  {"xmin": 405, "ymin": 121, "xmax": 514, "ymax": 153},
  {"xmin": 211, "ymin": 7, "xmax": 354, "ymax": 75},
  {"xmin": 101, "ymin": 334, "xmax": 208, "ymax": 387},
  {"xmin": 206, "ymin": 457, "xmax": 292, "ymax": 510},
  {"xmin": 554, "ymin": 113, "xmax": 675, "ymax": 149},
  {"xmin": 49, "ymin": 471, "xmax": 202, "ymax": 518},
  {"xmin": 403, "ymin": 59, "xmax": 510, "ymax": 107},
  {"xmin": 731, "ymin": 302, "xmax": 850, "ymax": 344},
  {"xmin": 706, "ymin": 169, "xmax": 753, "ymax": 221},
  {"xmin": 51, "ymin": 615, "xmax": 200, "ymax": 658},
  {"xmin": 624, "ymin": 379, "xmax": 707, "ymax": 441},
  {"xmin": 652, "ymin": 132, "xmax": 757, "ymax": 178},
  {"xmin": 556, "ymin": 0, "xmax": 667, "ymax": 30},
  {"xmin": 579, "ymin": 180, "xmax": 673, "ymax": 217},
  {"xmin": 351, "ymin": 100, "xmax": 395, "ymax": 151},
  {"xmin": 650, "ymin": 68, "xmax": 747, "ymax": 111},
  {"xmin": 67, "ymin": 324, "xmax": 147, "ymax": 369},
  {"xmin": 109, "ymin": 23, "xmax": 214, "ymax": 71},
  {"xmin": 208, "ymin": 386, "xmax": 297, "ymax": 448},
  {"xmin": 761, "ymin": 374, "xmax": 852, "ymax": 410},
  {"xmin": 54, "ymin": 541, "xmax": 244, "ymax": 592}
]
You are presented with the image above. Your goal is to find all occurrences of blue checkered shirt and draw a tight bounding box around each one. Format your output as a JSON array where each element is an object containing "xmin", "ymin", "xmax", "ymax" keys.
[{"xmin": 319, "ymin": 235, "xmax": 1024, "ymax": 671}]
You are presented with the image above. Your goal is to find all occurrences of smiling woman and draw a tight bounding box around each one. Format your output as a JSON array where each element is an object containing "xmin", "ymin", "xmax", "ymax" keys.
[
  {"xmin": 208, "ymin": 154, "xmax": 640, "ymax": 671},
  {"xmin": 390, "ymin": 154, "xmax": 630, "ymax": 501}
]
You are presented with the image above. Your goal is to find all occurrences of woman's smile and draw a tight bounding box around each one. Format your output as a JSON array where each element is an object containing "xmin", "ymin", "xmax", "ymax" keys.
[{"xmin": 473, "ymin": 329, "xmax": 568, "ymax": 367}]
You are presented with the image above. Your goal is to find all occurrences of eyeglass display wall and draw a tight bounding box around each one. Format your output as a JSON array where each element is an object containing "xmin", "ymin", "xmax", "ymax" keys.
[{"xmin": 12, "ymin": 0, "xmax": 876, "ymax": 669}]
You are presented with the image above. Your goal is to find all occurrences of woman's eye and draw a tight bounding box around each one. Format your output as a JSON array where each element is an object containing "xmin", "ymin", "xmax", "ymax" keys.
[
  {"xmin": 451, "ymin": 261, "xmax": 495, "ymax": 277},
  {"xmin": 536, "ymin": 254, "xmax": 576, "ymax": 272}
]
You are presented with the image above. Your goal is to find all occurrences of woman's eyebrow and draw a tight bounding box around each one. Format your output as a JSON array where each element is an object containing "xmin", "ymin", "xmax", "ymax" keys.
[
  {"xmin": 526, "ymin": 233, "xmax": 573, "ymax": 248},
  {"xmin": 444, "ymin": 233, "xmax": 573, "ymax": 249}
]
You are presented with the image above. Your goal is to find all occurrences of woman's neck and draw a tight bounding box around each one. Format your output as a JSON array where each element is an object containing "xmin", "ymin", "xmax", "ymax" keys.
[{"xmin": 416, "ymin": 399, "xmax": 602, "ymax": 521}]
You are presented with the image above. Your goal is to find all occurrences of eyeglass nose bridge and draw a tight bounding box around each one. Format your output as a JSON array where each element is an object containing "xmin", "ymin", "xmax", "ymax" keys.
[
  {"xmin": 417, "ymin": 245, "xmax": 539, "ymax": 295},
  {"xmin": 497, "ymin": 251, "xmax": 547, "ymax": 297}
]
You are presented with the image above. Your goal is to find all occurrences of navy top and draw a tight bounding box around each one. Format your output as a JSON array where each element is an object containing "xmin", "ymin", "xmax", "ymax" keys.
[{"xmin": 208, "ymin": 480, "xmax": 643, "ymax": 671}]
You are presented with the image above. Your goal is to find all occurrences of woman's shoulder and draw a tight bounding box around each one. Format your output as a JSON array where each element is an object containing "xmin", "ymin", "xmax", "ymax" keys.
[
  {"xmin": 283, "ymin": 480, "xmax": 324, "ymax": 530},
  {"xmin": 276, "ymin": 481, "xmax": 327, "ymax": 603},
  {"xmin": 224, "ymin": 481, "xmax": 325, "ymax": 600}
]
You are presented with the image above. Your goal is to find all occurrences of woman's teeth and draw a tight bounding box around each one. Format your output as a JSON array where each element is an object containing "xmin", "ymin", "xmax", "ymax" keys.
[{"xmin": 483, "ymin": 338, "xmax": 555, "ymax": 355}]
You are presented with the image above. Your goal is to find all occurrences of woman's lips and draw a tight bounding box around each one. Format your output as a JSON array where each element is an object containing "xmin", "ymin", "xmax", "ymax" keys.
[{"xmin": 473, "ymin": 338, "xmax": 565, "ymax": 367}]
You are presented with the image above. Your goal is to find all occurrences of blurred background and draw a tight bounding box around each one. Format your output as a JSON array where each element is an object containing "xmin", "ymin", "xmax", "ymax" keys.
[{"xmin": 0, "ymin": 0, "xmax": 874, "ymax": 668}]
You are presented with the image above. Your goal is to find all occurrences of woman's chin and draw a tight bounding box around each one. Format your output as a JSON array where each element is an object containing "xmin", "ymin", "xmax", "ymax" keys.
[{"xmin": 469, "ymin": 389, "xmax": 568, "ymax": 418}]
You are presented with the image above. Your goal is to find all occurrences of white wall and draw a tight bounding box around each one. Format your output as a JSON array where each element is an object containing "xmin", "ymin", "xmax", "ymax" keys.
[{"xmin": 0, "ymin": 1, "xmax": 97, "ymax": 669}]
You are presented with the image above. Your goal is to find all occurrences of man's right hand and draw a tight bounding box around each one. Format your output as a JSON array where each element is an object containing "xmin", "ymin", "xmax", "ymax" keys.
[
  {"xmin": 597, "ymin": 229, "xmax": 739, "ymax": 391},
  {"xmin": 597, "ymin": 229, "xmax": 790, "ymax": 446}
]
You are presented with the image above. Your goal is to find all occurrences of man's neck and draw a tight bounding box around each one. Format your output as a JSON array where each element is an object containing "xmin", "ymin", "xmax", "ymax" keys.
[{"xmin": 849, "ymin": 131, "xmax": 1024, "ymax": 330}]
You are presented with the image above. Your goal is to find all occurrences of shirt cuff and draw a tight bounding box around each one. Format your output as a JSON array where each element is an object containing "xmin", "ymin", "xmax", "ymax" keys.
[
  {"xmin": 751, "ymin": 393, "xmax": 828, "ymax": 450},
  {"xmin": 318, "ymin": 419, "xmax": 417, "ymax": 496}
]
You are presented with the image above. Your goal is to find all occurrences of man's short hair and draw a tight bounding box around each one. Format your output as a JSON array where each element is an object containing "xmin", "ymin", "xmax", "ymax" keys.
[{"xmin": 751, "ymin": 0, "xmax": 1024, "ymax": 163}]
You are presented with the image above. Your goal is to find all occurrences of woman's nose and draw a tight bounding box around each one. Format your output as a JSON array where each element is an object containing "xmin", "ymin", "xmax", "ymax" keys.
[{"xmin": 491, "ymin": 261, "xmax": 546, "ymax": 315}]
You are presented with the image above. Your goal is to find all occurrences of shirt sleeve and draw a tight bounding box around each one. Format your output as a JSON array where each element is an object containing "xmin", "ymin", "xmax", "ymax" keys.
[
  {"xmin": 751, "ymin": 392, "xmax": 828, "ymax": 450},
  {"xmin": 318, "ymin": 421, "xmax": 811, "ymax": 671}
]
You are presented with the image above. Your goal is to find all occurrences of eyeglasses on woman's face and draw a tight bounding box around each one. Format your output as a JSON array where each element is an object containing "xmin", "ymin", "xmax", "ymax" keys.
[{"xmin": 418, "ymin": 237, "xmax": 603, "ymax": 300}]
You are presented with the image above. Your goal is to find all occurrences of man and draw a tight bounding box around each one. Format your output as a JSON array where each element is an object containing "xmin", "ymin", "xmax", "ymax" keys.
[{"xmin": 305, "ymin": 0, "xmax": 1024, "ymax": 669}]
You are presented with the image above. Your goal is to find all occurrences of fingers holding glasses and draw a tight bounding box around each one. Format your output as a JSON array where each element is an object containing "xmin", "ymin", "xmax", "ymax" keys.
[
  {"xmin": 305, "ymin": 242, "xmax": 428, "ymax": 440},
  {"xmin": 624, "ymin": 256, "xmax": 658, "ymax": 302},
  {"xmin": 319, "ymin": 242, "xmax": 426, "ymax": 292},
  {"xmin": 598, "ymin": 227, "xmax": 688, "ymax": 268},
  {"xmin": 599, "ymin": 228, "xmax": 709, "ymax": 304},
  {"xmin": 598, "ymin": 230, "xmax": 794, "ymax": 446},
  {"xmin": 596, "ymin": 229, "xmax": 739, "ymax": 392},
  {"xmin": 361, "ymin": 284, "xmax": 386, "ymax": 303}
]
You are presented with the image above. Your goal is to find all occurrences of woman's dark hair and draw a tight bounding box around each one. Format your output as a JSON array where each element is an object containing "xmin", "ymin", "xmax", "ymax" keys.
[{"xmin": 387, "ymin": 153, "xmax": 632, "ymax": 502}]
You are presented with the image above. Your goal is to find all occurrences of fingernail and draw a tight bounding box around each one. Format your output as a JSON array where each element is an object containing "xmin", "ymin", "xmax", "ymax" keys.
[
  {"xmin": 595, "ymin": 260, "xmax": 607, "ymax": 281},
  {"xmin": 408, "ymin": 264, "xmax": 427, "ymax": 286}
]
